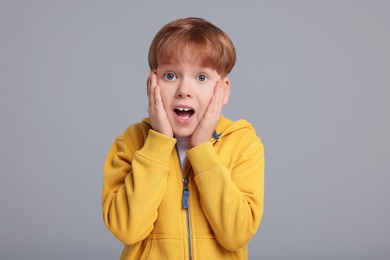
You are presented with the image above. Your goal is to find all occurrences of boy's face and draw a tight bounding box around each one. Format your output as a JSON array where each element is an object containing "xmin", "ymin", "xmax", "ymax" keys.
[{"xmin": 156, "ymin": 61, "xmax": 230, "ymax": 138}]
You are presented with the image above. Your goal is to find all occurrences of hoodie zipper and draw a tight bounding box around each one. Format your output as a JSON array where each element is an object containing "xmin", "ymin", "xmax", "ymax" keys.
[
  {"xmin": 178, "ymin": 131, "xmax": 221, "ymax": 260},
  {"xmin": 177, "ymin": 147, "xmax": 193, "ymax": 260},
  {"xmin": 182, "ymin": 169, "xmax": 192, "ymax": 260}
]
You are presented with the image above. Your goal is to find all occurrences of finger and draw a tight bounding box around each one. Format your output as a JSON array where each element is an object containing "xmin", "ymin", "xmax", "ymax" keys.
[
  {"xmin": 147, "ymin": 73, "xmax": 151, "ymax": 97},
  {"xmin": 210, "ymin": 80, "xmax": 221, "ymax": 113},
  {"xmin": 147, "ymin": 71, "xmax": 156, "ymax": 97},
  {"xmin": 151, "ymin": 73, "xmax": 160, "ymax": 105},
  {"xmin": 148, "ymin": 72, "xmax": 156, "ymax": 109},
  {"xmin": 150, "ymin": 70, "xmax": 157, "ymax": 86},
  {"xmin": 219, "ymin": 79, "xmax": 226, "ymax": 103},
  {"xmin": 214, "ymin": 82, "xmax": 221, "ymax": 109},
  {"xmin": 215, "ymin": 80, "xmax": 226, "ymax": 113},
  {"xmin": 154, "ymin": 85, "xmax": 163, "ymax": 107}
]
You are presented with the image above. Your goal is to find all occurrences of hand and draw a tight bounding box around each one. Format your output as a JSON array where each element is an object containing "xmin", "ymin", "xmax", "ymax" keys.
[
  {"xmin": 190, "ymin": 80, "xmax": 226, "ymax": 147},
  {"xmin": 147, "ymin": 71, "xmax": 173, "ymax": 137}
]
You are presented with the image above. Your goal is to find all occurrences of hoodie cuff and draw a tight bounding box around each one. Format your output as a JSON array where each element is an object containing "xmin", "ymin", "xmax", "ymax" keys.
[
  {"xmin": 138, "ymin": 129, "xmax": 177, "ymax": 165},
  {"xmin": 187, "ymin": 142, "xmax": 222, "ymax": 176}
]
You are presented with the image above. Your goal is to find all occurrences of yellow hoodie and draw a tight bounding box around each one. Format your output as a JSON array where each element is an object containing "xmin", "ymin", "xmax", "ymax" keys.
[{"xmin": 102, "ymin": 116, "xmax": 264, "ymax": 260}]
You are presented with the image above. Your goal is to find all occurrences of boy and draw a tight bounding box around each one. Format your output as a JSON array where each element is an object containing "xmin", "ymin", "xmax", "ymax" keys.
[{"xmin": 102, "ymin": 17, "xmax": 264, "ymax": 260}]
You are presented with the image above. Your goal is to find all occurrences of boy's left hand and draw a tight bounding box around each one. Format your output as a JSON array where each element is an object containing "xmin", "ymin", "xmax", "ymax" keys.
[{"xmin": 190, "ymin": 80, "xmax": 226, "ymax": 147}]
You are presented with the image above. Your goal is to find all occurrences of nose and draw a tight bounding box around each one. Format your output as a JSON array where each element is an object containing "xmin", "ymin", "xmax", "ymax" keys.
[{"xmin": 175, "ymin": 78, "xmax": 192, "ymax": 98}]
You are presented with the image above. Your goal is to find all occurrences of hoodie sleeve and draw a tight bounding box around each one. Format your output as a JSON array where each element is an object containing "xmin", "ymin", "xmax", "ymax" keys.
[
  {"xmin": 187, "ymin": 130, "xmax": 264, "ymax": 251},
  {"xmin": 102, "ymin": 129, "xmax": 177, "ymax": 245}
]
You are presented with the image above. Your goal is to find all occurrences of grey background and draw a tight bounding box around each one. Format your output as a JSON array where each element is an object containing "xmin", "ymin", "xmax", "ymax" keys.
[{"xmin": 1, "ymin": 0, "xmax": 389, "ymax": 259}]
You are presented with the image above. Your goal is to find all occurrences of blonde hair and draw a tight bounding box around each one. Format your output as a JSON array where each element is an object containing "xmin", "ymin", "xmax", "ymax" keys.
[{"xmin": 148, "ymin": 17, "xmax": 236, "ymax": 77}]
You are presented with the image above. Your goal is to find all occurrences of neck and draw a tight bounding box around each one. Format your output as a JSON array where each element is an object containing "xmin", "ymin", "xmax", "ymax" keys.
[
  {"xmin": 175, "ymin": 136, "xmax": 190, "ymax": 169},
  {"xmin": 176, "ymin": 135, "xmax": 190, "ymax": 145},
  {"xmin": 176, "ymin": 135, "xmax": 190, "ymax": 141}
]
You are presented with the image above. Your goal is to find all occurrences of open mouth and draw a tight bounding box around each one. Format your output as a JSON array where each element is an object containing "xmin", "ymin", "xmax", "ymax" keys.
[{"xmin": 174, "ymin": 107, "xmax": 195, "ymax": 120}]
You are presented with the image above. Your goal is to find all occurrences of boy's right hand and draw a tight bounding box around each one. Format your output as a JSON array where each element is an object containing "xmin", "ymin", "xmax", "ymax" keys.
[{"xmin": 147, "ymin": 71, "xmax": 173, "ymax": 137}]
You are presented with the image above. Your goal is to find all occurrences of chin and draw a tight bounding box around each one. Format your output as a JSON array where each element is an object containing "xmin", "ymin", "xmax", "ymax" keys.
[{"xmin": 173, "ymin": 129, "xmax": 194, "ymax": 138}]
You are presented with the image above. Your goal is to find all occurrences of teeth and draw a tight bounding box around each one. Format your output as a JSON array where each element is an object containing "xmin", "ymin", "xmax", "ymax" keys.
[{"xmin": 176, "ymin": 107, "xmax": 192, "ymax": 111}]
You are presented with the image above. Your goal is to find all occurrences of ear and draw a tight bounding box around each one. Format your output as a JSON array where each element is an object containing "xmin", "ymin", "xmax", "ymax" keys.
[{"xmin": 222, "ymin": 76, "xmax": 231, "ymax": 105}]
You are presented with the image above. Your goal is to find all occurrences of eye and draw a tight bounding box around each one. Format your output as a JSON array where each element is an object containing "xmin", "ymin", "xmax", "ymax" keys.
[
  {"xmin": 163, "ymin": 72, "xmax": 176, "ymax": 80},
  {"xmin": 197, "ymin": 74, "xmax": 208, "ymax": 82}
]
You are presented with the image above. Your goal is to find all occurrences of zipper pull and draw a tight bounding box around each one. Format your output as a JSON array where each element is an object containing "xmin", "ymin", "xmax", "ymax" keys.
[{"xmin": 182, "ymin": 179, "xmax": 189, "ymax": 209}]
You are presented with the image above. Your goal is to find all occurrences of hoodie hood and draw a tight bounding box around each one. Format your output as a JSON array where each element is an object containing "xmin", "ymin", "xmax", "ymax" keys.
[
  {"xmin": 142, "ymin": 115, "xmax": 255, "ymax": 143},
  {"xmin": 212, "ymin": 116, "xmax": 256, "ymax": 142}
]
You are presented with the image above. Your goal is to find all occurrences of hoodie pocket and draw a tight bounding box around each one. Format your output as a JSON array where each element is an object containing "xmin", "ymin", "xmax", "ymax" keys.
[
  {"xmin": 144, "ymin": 235, "xmax": 184, "ymax": 260},
  {"xmin": 195, "ymin": 235, "xmax": 243, "ymax": 259}
]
